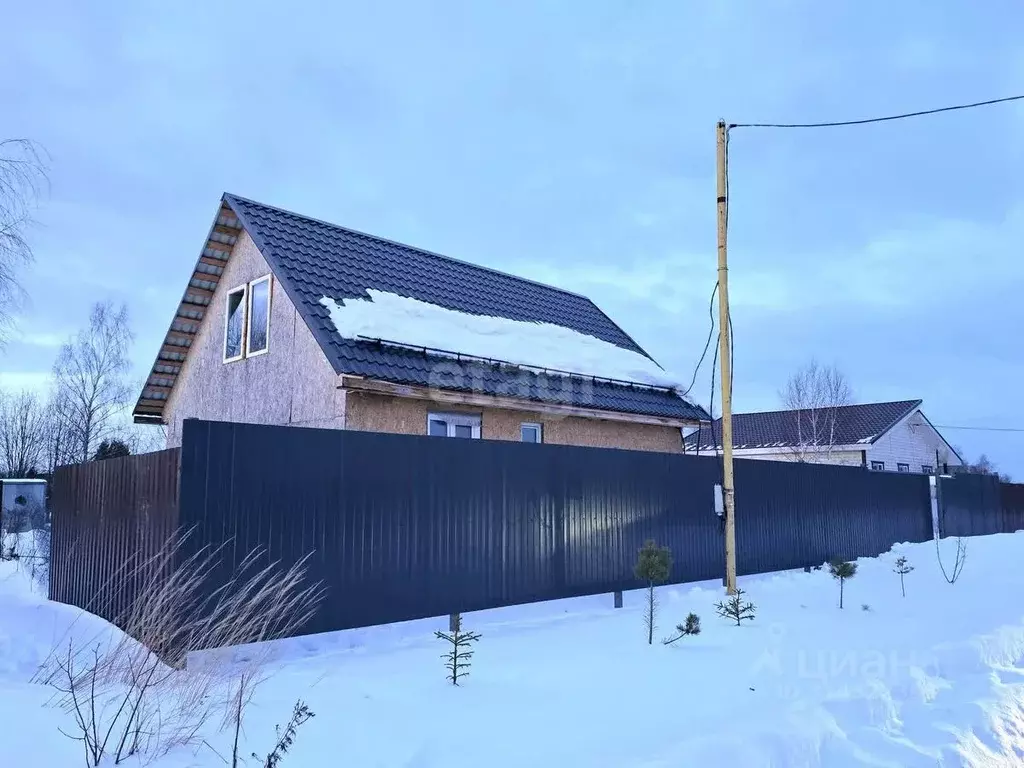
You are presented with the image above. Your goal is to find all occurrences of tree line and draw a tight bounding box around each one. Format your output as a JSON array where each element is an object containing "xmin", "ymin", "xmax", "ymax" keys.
[{"xmin": 0, "ymin": 301, "xmax": 161, "ymax": 476}]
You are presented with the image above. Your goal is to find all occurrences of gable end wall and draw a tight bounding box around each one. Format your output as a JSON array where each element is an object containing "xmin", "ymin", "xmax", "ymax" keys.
[
  {"xmin": 162, "ymin": 231, "xmax": 345, "ymax": 447},
  {"xmin": 866, "ymin": 410, "xmax": 962, "ymax": 471}
]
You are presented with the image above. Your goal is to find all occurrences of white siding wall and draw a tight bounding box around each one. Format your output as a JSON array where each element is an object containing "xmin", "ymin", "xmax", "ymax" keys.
[
  {"xmin": 730, "ymin": 449, "xmax": 865, "ymax": 467},
  {"xmin": 866, "ymin": 410, "xmax": 961, "ymax": 473}
]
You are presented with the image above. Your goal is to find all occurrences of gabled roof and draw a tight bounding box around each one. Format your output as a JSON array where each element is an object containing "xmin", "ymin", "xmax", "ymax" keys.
[
  {"xmin": 134, "ymin": 194, "xmax": 708, "ymax": 423},
  {"xmin": 685, "ymin": 400, "xmax": 926, "ymax": 451}
]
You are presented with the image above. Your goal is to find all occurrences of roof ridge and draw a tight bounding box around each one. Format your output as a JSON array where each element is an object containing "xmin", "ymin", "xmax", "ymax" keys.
[
  {"xmin": 222, "ymin": 191, "xmax": 613, "ymax": 310},
  {"xmin": 701, "ymin": 399, "xmax": 923, "ymax": 421}
]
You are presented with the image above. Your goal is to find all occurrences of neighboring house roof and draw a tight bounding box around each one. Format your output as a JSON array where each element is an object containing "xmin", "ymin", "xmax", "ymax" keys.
[
  {"xmin": 135, "ymin": 194, "xmax": 708, "ymax": 423},
  {"xmin": 685, "ymin": 399, "xmax": 933, "ymax": 451}
]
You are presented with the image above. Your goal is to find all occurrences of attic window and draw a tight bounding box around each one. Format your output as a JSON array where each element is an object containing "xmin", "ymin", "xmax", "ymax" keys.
[
  {"xmin": 246, "ymin": 275, "xmax": 271, "ymax": 357},
  {"xmin": 224, "ymin": 285, "xmax": 247, "ymax": 362}
]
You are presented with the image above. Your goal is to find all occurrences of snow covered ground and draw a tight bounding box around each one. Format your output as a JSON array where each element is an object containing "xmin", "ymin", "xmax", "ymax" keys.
[{"xmin": 2, "ymin": 533, "xmax": 1024, "ymax": 767}]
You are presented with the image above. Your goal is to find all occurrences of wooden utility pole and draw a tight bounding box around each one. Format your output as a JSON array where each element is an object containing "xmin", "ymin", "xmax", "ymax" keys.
[{"xmin": 716, "ymin": 120, "xmax": 737, "ymax": 595}]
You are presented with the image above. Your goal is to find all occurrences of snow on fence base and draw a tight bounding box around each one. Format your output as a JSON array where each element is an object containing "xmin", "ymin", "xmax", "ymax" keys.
[{"xmin": 48, "ymin": 419, "xmax": 1022, "ymax": 651}]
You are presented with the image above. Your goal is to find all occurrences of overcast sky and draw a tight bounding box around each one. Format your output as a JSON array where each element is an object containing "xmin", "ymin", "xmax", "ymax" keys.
[{"xmin": 1, "ymin": 1, "xmax": 1021, "ymax": 476}]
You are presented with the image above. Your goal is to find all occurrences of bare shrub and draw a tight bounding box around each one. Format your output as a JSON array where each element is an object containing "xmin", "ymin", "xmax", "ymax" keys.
[
  {"xmin": 250, "ymin": 700, "xmax": 315, "ymax": 768},
  {"xmin": 38, "ymin": 528, "xmax": 324, "ymax": 766},
  {"xmin": 936, "ymin": 535, "xmax": 967, "ymax": 585}
]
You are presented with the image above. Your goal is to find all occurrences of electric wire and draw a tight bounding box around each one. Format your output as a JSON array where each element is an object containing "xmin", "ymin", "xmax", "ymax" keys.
[{"xmin": 730, "ymin": 94, "xmax": 1024, "ymax": 130}]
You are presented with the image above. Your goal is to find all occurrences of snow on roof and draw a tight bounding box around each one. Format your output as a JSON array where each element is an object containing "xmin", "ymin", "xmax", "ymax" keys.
[
  {"xmin": 1, "ymin": 478, "xmax": 46, "ymax": 484},
  {"xmin": 319, "ymin": 290, "xmax": 685, "ymax": 391}
]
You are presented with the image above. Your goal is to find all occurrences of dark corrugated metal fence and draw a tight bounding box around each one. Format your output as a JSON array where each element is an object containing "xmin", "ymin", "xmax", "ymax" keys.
[
  {"xmin": 1002, "ymin": 482, "xmax": 1024, "ymax": 534},
  {"xmin": 50, "ymin": 419, "xmax": 1022, "ymax": 646},
  {"xmin": 50, "ymin": 449, "xmax": 180, "ymax": 628},
  {"xmin": 176, "ymin": 420, "xmax": 934, "ymax": 638},
  {"xmin": 734, "ymin": 459, "xmax": 933, "ymax": 575},
  {"xmin": 938, "ymin": 474, "xmax": 1024, "ymax": 537}
]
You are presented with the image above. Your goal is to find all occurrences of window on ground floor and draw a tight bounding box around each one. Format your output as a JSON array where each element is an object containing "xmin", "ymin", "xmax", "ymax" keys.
[
  {"xmin": 520, "ymin": 422, "xmax": 542, "ymax": 443},
  {"xmin": 870, "ymin": 460, "xmax": 885, "ymax": 471},
  {"xmin": 427, "ymin": 412, "xmax": 481, "ymax": 438},
  {"xmin": 897, "ymin": 463, "xmax": 910, "ymax": 473}
]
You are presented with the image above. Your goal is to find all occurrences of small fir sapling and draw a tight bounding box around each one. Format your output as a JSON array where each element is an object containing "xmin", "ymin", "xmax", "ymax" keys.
[
  {"xmin": 634, "ymin": 539, "xmax": 673, "ymax": 645},
  {"xmin": 662, "ymin": 612, "xmax": 701, "ymax": 645},
  {"xmin": 434, "ymin": 613, "xmax": 481, "ymax": 685},
  {"xmin": 828, "ymin": 558, "xmax": 857, "ymax": 609},
  {"xmin": 893, "ymin": 555, "xmax": 914, "ymax": 597},
  {"xmin": 714, "ymin": 588, "xmax": 756, "ymax": 626}
]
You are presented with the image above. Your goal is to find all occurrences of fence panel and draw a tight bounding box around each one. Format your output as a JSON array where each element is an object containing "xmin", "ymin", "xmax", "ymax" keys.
[
  {"xmin": 734, "ymin": 459, "xmax": 933, "ymax": 575},
  {"xmin": 938, "ymin": 473, "xmax": 1003, "ymax": 537},
  {"xmin": 49, "ymin": 449, "xmax": 180, "ymax": 629},
  {"xmin": 1001, "ymin": 482, "xmax": 1024, "ymax": 534},
  {"xmin": 177, "ymin": 419, "xmax": 937, "ymax": 641},
  {"xmin": 179, "ymin": 420, "xmax": 727, "ymax": 635}
]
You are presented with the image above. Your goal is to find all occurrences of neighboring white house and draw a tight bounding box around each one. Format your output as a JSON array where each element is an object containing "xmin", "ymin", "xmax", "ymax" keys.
[{"xmin": 684, "ymin": 399, "xmax": 964, "ymax": 474}]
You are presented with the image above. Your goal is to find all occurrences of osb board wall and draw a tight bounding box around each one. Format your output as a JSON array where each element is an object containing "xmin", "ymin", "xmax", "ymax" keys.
[
  {"xmin": 345, "ymin": 391, "xmax": 684, "ymax": 453},
  {"xmin": 163, "ymin": 231, "xmax": 346, "ymax": 448}
]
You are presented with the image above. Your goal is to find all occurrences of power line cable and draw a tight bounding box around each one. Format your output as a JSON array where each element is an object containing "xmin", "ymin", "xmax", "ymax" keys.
[
  {"xmin": 682, "ymin": 282, "xmax": 719, "ymax": 399},
  {"xmin": 730, "ymin": 94, "xmax": 1024, "ymax": 130}
]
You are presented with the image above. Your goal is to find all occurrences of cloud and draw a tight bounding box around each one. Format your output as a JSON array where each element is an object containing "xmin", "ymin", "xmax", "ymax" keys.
[
  {"xmin": 12, "ymin": 329, "xmax": 66, "ymax": 349},
  {"xmin": 0, "ymin": 371, "xmax": 51, "ymax": 394}
]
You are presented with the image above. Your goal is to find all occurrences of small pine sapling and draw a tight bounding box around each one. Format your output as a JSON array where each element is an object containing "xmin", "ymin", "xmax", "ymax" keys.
[
  {"xmin": 634, "ymin": 539, "xmax": 673, "ymax": 645},
  {"xmin": 434, "ymin": 614, "xmax": 481, "ymax": 685},
  {"xmin": 714, "ymin": 588, "xmax": 756, "ymax": 626},
  {"xmin": 828, "ymin": 558, "xmax": 858, "ymax": 609},
  {"xmin": 662, "ymin": 612, "xmax": 701, "ymax": 645},
  {"xmin": 893, "ymin": 555, "xmax": 914, "ymax": 597},
  {"xmin": 251, "ymin": 700, "xmax": 315, "ymax": 768}
]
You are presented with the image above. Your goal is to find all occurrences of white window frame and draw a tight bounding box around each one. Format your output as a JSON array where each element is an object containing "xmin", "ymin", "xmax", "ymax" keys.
[
  {"xmin": 223, "ymin": 284, "xmax": 248, "ymax": 363},
  {"xmin": 897, "ymin": 463, "xmax": 910, "ymax": 473},
  {"xmin": 922, "ymin": 464, "xmax": 934, "ymax": 474},
  {"xmin": 245, "ymin": 274, "xmax": 272, "ymax": 358},
  {"xmin": 520, "ymin": 422, "xmax": 543, "ymax": 443},
  {"xmin": 870, "ymin": 460, "xmax": 885, "ymax": 471},
  {"xmin": 427, "ymin": 412, "xmax": 481, "ymax": 439}
]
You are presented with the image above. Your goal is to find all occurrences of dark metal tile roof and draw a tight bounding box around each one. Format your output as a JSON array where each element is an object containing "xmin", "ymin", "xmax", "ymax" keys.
[
  {"xmin": 223, "ymin": 194, "xmax": 707, "ymax": 421},
  {"xmin": 685, "ymin": 400, "xmax": 924, "ymax": 451}
]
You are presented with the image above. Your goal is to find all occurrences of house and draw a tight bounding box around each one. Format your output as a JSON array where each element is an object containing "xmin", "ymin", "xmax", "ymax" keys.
[
  {"xmin": 684, "ymin": 400, "xmax": 964, "ymax": 473},
  {"xmin": 133, "ymin": 194, "xmax": 708, "ymax": 452}
]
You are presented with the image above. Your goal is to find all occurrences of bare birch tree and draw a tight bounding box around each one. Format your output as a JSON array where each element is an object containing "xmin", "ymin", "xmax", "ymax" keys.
[
  {"xmin": 0, "ymin": 139, "xmax": 49, "ymax": 345},
  {"xmin": 0, "ymin": 388, "xmax": 46, "ymax": 476},
  {"xmin": 781, "ymin": 359, "xmax": 853, "ymax": 462},
  {"xmin": 40, "ymin": 384, "xmax": 79, "ymax": 474},
  {"xmin": 52, "ymin": 302, "xmax": 134, "ymax": 463}
]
